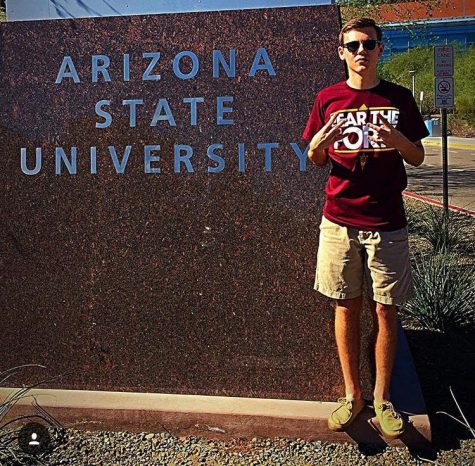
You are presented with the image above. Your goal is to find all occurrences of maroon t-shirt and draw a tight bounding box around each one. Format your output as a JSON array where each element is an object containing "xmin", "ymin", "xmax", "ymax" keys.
[{"xmin": 302, "ymin": 80, "xmax": 429, "ymax": 231}]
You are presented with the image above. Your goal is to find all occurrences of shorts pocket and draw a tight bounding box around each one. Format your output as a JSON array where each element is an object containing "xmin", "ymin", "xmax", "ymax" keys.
[{"xmin": 381, "ymin": 226, "xmax": 408, "ymax": 243}]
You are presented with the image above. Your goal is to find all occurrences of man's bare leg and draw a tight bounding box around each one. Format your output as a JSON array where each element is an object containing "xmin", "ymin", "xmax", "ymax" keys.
[
  {"xmin": 368, "ymin": 300, "xmax": 398, "ymax": 402},
  {"xmin": 335, "ymin": 296, "xmax": 363, "ymax": 399}
]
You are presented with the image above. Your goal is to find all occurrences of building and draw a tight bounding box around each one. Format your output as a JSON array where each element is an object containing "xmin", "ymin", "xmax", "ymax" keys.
[{"xmin": 378, "ymin": 0, "xmax": 475, "ymax": 58}]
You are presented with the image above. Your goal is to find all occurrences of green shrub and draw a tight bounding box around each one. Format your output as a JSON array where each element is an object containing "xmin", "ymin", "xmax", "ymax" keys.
[
  {"xmin": 402, "ymin": 253, "xmax": 475, "ymax": 333},
  {"xmin": 378, "ymin": 44, "xmax": 475, "ymax": 122},
  {"xmin": 456, "ymin": 94, "xmax": 475, "ymax": 116}
]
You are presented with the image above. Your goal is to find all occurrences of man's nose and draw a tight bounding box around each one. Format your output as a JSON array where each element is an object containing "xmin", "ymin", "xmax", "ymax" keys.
[{"xmin": 357, "ymin": 42, "xmax": 366, "ymax": 53}]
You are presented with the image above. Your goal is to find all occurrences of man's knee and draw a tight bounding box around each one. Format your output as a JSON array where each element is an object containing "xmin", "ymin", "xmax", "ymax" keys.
[
  {"xmin": 373, "ymin": 302, "xmax": 397, "ymax": 318},
  {"xmin": 335, "ymin": 296, "xmax": 363, "ymax": 313}
]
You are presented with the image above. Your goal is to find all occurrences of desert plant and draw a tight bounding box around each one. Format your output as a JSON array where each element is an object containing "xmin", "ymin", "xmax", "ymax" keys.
[
  {"xmin": 404, "ymin": 199, "xmax": 424, "ymax": 235},
  {"xmin": 401, "ymin": 253, "xmax": 475, "ymax": 332},
  {"xmin": 437, "ymin": 386, "xmax": 475, "ymax": 438},
  {"xmin": 411, "ymin": 204, "xmax": 471, "ymax": 254},
  {"xmin": 417, "ymin": 387, "xmax": 474, "ymax": 465},
  {"xmin": 0, "ymin": 365, "xmax": 65, "ymax": 465}
]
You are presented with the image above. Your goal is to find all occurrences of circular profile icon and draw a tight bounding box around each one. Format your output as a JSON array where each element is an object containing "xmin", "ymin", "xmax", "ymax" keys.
[{"xmin": 18, "ymin": 422, "xmax": 51, "ymax": 455}]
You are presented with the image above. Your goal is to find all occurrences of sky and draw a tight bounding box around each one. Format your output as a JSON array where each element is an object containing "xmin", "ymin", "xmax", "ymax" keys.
[{"xmin": 7, "ymin": 0, "xmax": 332, "ymax": 21}]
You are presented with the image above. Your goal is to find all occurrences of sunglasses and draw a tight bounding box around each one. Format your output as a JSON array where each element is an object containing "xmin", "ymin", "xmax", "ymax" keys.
[{"xmin": 342, "ymin": 39, "xmax": 381, "ymax": 53}]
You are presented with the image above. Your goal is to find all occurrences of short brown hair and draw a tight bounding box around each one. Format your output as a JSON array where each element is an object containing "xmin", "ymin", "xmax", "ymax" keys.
[{"xmin": 339, "ymin": 18, "xmax": 382, "ymax": 44}]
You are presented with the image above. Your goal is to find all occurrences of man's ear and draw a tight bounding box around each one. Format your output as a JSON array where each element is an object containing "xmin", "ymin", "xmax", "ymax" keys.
[
  {"xmin": 338, "ymin": 46, "xmax": 345, "ymax": 61},
  {"xmin": 378, "ymin": 42, "xmax": 385, "ymax": 58}
]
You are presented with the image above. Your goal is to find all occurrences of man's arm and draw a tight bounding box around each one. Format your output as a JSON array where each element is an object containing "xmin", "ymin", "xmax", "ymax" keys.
[
  {"xmin": 308, "ymin": 143, "xmax": 329, "ymax": 166},
  {"xmin": 396, "ymin": 139, "xmax": 425, "ymax": 167},
  {"xmin": 307, "ymin": 113, "xmax": 347, "ymax": 166},
  {"xmin": 367, "ymin": 114, "xmax": 425, "ymax": 167}
]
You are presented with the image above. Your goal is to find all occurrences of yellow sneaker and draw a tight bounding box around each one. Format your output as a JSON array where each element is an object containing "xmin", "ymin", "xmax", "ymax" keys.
[
  {"xmin": 373, "ymin": 400, "xmax": 405, "ymax": 439},
  {"xmin": 328, "ymin": 397, "xmax": 365, "ymax": 431}
]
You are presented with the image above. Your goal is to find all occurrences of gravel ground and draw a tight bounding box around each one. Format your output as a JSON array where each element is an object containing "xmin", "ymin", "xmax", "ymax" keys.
[{"xmin": 10, "ymin": 427, "xmax": 472, "ymax": 466}]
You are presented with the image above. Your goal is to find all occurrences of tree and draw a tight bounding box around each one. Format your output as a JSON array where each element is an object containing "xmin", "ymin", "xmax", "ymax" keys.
[
  {"xmin": 378, "ymin": 44, "xmax": 475, "ymax": 117},
  {"xmin": 337, "ymin": 0, "xmax": 450, "ymax": 27}
]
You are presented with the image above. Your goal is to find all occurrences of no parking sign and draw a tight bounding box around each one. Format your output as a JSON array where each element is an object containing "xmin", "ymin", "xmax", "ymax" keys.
[
  {"xmin": 435, "ymin": 77, "xmax": 454, "ymax": 108},
  {"xmin": 434, "ymin": 46, "xmax": 454, "ymax": 108},
  {"xmin": 433, "ymin": 45, "xmax": 453, "ymax": 213}
]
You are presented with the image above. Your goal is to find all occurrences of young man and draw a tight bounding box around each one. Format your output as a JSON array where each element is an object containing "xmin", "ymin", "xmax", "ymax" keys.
[{"xmin": 302, "ymin": 18, "xmax": 429, "ymax": 439}]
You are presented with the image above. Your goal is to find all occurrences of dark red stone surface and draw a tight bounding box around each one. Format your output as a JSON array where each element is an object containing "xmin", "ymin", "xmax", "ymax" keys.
[{"xmin": 0, "ymin": 6, "xmax": 380, "ymax": 401}]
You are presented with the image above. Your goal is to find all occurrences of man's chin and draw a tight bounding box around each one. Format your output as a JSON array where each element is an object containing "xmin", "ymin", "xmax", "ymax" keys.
[{"xmin": 350, "ymin": 65, "xmax": 368, "ymax": 74}]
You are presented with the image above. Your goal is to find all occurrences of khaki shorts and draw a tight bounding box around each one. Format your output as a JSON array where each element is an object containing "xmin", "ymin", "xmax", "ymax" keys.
[{"xmin": 315, "ymin": 216, "xmax": 413, "ymax": 305}]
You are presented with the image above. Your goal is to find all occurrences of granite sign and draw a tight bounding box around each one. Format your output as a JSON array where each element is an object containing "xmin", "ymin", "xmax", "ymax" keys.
[{"xmin": 0, "ymin": 6, "xmax": 378, "ymax": 403}]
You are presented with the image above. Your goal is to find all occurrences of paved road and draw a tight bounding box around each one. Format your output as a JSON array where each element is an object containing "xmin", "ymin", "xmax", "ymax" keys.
[{"xmin": 405, "ymin": 137, "xmax": 475, "ymax": 214}]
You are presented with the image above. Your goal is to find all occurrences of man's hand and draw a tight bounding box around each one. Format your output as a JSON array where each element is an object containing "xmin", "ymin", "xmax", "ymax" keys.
[
  {"xmin": 308, "ymin": 113, "xmax": 347, "ymax": 166},
  {"xmin": 367, "ymin": 114, "xmax": 425, "ymax": 167},
  {"xmin": 367, "ymin": 114, "xmax": 406, "ymax": 149}
]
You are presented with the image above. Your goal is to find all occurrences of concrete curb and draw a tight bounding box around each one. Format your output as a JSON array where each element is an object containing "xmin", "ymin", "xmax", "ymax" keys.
[
  {"xmin": 0, "ymin": 388, "xmax": 431, "ymax": 448},
  {"xmin": 404, "ymin": 191, "xmax": 475, "ymax": 217},
  {"xmin": 422, "ymin": 140, "xmax": 475, "ymax": 150}
]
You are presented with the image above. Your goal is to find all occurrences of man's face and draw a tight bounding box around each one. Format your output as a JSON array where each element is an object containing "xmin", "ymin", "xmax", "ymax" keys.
[{"xmin": 338, "ymin": 27, "xmax": 384, "ymax": 75}]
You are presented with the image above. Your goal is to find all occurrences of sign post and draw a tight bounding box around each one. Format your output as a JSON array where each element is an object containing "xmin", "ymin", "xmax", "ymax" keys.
[{"xmin": 434, "ymin": 45, "xmax": 454, "ymax": 214}]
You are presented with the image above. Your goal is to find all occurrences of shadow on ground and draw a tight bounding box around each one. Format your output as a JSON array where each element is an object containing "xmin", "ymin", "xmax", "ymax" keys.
[
  {"xmin": 407, "ymin": 166, "xmax": 475, "ymax": 191},
  {"xmin": 406, "ymin": 166, "xmax": 475, "ymax": 211},
  {"xmin": 405, "ymin": 329, "xmax": 475, "ymax": 450}
]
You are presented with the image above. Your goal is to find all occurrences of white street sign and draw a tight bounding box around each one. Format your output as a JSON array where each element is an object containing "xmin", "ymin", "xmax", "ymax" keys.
[
  {"xmin": 434, "ymin": 45, "xmax": 454, "ymax": 77},
  {"xmin": 435, "ymin": 77, "xmax": 454, "ymax": 108}
]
